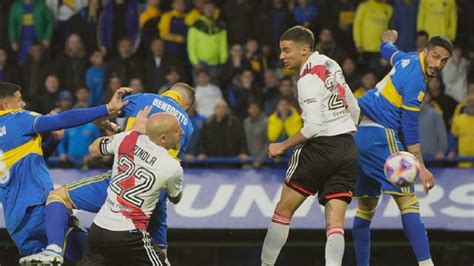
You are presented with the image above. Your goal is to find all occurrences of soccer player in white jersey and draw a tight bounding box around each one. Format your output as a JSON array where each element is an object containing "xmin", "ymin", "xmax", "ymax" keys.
[
  {"xmin": 261, "ymin": 26, "xmax": 360, "ymax": 266},
  {"xmin": 80, "ymin": 107, "xmax": 184, "ymax": 266}
]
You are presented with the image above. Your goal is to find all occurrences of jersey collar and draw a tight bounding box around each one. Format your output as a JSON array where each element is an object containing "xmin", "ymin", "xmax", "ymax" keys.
[
  {"xmin": 0, "ymin": 108, "xmax": 23, "ymax": 116},
  {"xmin": 161, "ymin": 90, "xmax": 183, "ymax": 106},
  {"xmin": 418, "ymin": 51, "xmax": 429, "ymax": 82},
  {"xmin": 299, "ymin": 51, "xmax": 319, "ymax": 76}
]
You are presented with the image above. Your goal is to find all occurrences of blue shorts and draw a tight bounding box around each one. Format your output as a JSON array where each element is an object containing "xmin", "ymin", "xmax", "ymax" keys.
[
  {"xmin": 11, "ymin": 204, "xmax": 85, "ymax": 260},
  {"xmin": 66, "ymin": 171, "xmax": 169, "ymax": 247},
  {"xmin": 354, "ymin": 126, "xmax": 415, "ymax": 198}
]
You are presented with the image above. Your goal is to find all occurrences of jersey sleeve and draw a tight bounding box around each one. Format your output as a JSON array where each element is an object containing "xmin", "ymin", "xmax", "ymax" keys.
[
  {"xmin": 298, "ymin": 73, "xmax": 324, "ymax": 139},
  {"xmin": 166, "ymin": 166, "xmax": 184, "ymax": 198},
  {"xmin": 118, "ymin": 94, "xmax": 139, "ymax": 118},
  {"xmin": 99, "ymin": 131, "xmax": 129, "ymax": 156},
  {"xmin": 19, "ymin": 110, "xmax": 42, "ymax": 135},
  {"xmin": 380, "ymin": 42, "xmax": 406, "ymax": 66}
]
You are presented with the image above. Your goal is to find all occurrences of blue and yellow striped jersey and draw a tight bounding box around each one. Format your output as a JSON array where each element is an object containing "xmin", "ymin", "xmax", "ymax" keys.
[
  {"xmin": 120, "ymin": 92, "xmax": 194, "ymax": 160},
  {"xmin": 0, "ymin": 109, "xmax": 52, "ymax": 231},
  {"xmin": 359, "ymin": 43, "xmax": 427, "ymax": 139}
]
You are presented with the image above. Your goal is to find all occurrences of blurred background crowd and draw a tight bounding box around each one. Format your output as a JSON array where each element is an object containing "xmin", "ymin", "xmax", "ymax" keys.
[{"xmin": 0, "ymin": 0, "xmax": 473, "ymax": 169}]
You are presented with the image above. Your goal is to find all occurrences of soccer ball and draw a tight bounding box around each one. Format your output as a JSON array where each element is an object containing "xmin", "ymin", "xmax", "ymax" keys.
[{"xmin": 384, "ymin": 151, "xmax": 420, "ymax": 186}]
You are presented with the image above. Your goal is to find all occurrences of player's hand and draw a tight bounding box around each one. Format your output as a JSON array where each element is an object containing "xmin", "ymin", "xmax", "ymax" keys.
[
  {"xmin": 268, "ymin": 142, "xmax": 286, "ymax": 158},
  {"xmin": 51, "ymin": 130, "xmax": 64, "ymax": 140},
  {"xmin": 131, "ymin": 105, "xmax": 152, "ymax": 134},
  {"xmin": 419, "ymin": 166, "xmax": 435, "ymax": 193},
  {"xmin": 100, "ymin": 120, "xmax": 121, "ymax": 133},
  {"xmin": 381, "ymin": 30, "xmax": 398, "ymax": 43},
  {"xmin": 106, "ymin": 87, "xmax": 132, "ymax": 113}
]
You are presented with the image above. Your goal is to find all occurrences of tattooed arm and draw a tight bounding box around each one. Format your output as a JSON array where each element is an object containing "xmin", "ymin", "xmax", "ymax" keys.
[{"xmin": 407, "ymin": 143, "xmax": 435, "ymax": 193}]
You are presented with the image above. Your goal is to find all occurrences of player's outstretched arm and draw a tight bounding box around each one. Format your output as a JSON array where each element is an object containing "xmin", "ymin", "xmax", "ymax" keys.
[
  {"xmin": 380, "ymin": 30, "xmax": 406, "ymax": 66},
  {"xmin": 33, "ymin": 87, "xmax": 132, "ymax": 133}
]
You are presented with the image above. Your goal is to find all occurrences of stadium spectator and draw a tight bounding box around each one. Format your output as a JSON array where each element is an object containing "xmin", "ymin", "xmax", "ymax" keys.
[
  {"xmin": 159, "ymin": 0, "xmax": 188, "ymax": 61},
  {"xmin": 262, "ymin": 69, "xmax": 280, "ymax": 115},
  {"xmin": 51, "ymin": 90, "xmax": 74, "ymax": 113},
  {"xmin": 222, "ymin": 0, "xmax": 257, "ymax": 45},
  {"xmin": 0, "ymin": 0, "xmax": 13, "ymax": 49},
  {"xmin": 245, "ymin": 39, "xmax": 263, "ymax": 74},
  {"xmin": 185, "ymin": 107, "xmax": 206, "ymax": 160},
  {"xmin": 138, "ymin": 0, "xmax": 161, "ymax": 54},
  {"xmin": 104, "ymin": 75, "xmax": 122, "ymax": 102},
  {"xmin": 20, "ymin": 43, "xmax": 49, "ymax": 99},
  {"xmin": 69, "ymin": 0, "xmax": 102, "ymax": 54},
  {"xmin": 129, "ymin": 77, "xmax": 144, "ymax": 94},
  {"xmin": 159, "ymin": 67, "xmax": 182, "ymax": 93},
  {"xmin": 140, "ymin": 0, "xmax": 161, "ymax": 28},
  {"xmin": 105, "ymin": 38, "xmax": 144, "ymax": 86},
  {"xmin": 261, "ymin": 44, "xmax": 279, "ymax": 71},
  {"xmin": 73, "ymin": 86, "xmax": 89, "ymax": 108},
  {"xmin": 420, "ymin": 96, "xmax": 448, "ymax": 159},
  {"xmin": 85, "ymin": 50, "xmax": 106, "ymax": 106},
  {"xmin": 353, "ymin": 70, "xmax": 377, "ymax": 98},
  {"xmin": 220, "ymin": 44, "xmax": 252, "ymax": 88},
  {"xmin": 52, "ymin": 0, "xmax": 87, "ymax": 45},
  {"xmin": 417, "ymin": 0, "xmax": 457, "ymax": 41},
  {"xmin": 0, "ymin": 48, "xmax": 19, "ymax": 84},
  {"xmin": 225, "ymin": 69, "xmax": 262, "ymax": 120},
  {"xmin": 144, "ymin": 38, "xmax": 182, "ymax": 92},
  {"xmin": 185, "ymin": 0, "xmax": 206, "ymax": 27},
  {"xmin": 415, "ymin": 30, "xmax": 429, "ymax": 52},
  {"xmin": 257, "ymin": 0, "xmax": 292, "ymax": 47},
  {"xmin": 315, "ymin": 27, "xmax": 347, "ymax": 64},
  {"xmin": 274, "ymin": 77, "xmax": 299, "ymax": 112},
  {"xmin": 353, "ymin": 0, "xmax": 392, "ymax": 69},
  {"xmin": 292, "ymin": 0, "xmax": 317, "ymax": 29},
  {"xmin": 442, "ymin": 45, "xmax": 470, "ymax": 102},
  {"xmin": 98, "ymin": 0, "xmax": 140, "ymax": 56},
  {"xmin": 57, "ymin": 120, "xmax": 101, "ymax": 168},
  {"xmin": 341, "ymin": 57, "xmax": 360, "ymax": 90},
  {"xmin": 448, "ymin": 95, "xmax": 474, "ymax": 167},
  {"xmin": 195, "ymin": 70, "xmax": 223, "ymax": 118},
  {"xmin": 35, "ymin": 74, "xmax": 60, "ymax": 114},
  {"xmin": 392, "ymin": 0, "xmax": 418, "ymax": 52},
  {"xmin": 427, "ymin": 76, "xmax": 458, "ymax": 130},
  {"xmin": 187, "ymin": 2, "xmax": 228, "ymax": 80},
  {"xmin": 8, "ymin": 0, "xmax": 54, "ymax": 63},
  {"xmin": 321, "ymin": 0, "xmax": 359, "ymax": 54},
  {"xmin": 198, "ymin": 99, "xmax": 248, "ymax": 159},
  {"xmin": 243, "ymin": 102, "xmax": 268, "ymax": 168},
  {"xmin": 267, "ymin": 97, "xmax": 303, "ymax": 143},
  {"xmin": 453, "ymin": 82, "xmax": 474, "ymax": 117},
  {"xmin": 52, "ymin": 33, "xmax": 88, "ymax": 93}
]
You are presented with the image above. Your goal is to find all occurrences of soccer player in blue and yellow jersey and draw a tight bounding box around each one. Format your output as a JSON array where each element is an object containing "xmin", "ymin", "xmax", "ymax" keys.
[
  {"xmin": 23, "ymin": 83, "xmax": 195, "ymax": 264},
  {"xmin": 353, "ymin": 30, "xmax": 452, "ymax": 266},
  {"xmin": 0, "ymin": 82, "xmax": 131, "ymax": 263}
]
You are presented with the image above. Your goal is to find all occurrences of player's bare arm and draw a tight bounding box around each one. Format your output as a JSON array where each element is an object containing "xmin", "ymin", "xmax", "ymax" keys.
[
  {"xmin": 89, "ymin": 136, "xmax": 112, "ymax": 157},
  {"xmin": 268, "ymin": 132, "xmax": 307, "ymax": 158},
  {"xmin": 407, "ymin": 144, "xmax": 435, "ymax": 193},
  {"xmin": 381, "ymin": 29, "xmax": 398, "ymax": 43}
]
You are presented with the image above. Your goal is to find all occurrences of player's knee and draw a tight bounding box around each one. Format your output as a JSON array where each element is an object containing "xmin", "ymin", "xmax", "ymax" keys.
[
  {"xmin": 357, "ymin": 197, "xmax": 379, "ymax": 211},
  {"xmin": 395, "ymin": 195, "xmax": 420, "ymax": 214},
  {"xmin": 47, "ymin": 186, "xmax": 73, "ymax": 210}
]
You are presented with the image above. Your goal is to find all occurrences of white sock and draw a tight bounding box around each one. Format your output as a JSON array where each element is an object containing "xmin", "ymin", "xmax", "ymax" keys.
[
  {"xmin": 419, "ymin": 258, "xmax": 434, "ymax": 266},
  {"xmin": 325, "ymin": 228, "xmax": 345, "ymax": 266},
  {"xmin": 261, "ymin": 219, "xmax": 290, "ymax": 266},
  {"xmin": 46, "ymin": 244, "xmax": 63, "ymax": 254}
]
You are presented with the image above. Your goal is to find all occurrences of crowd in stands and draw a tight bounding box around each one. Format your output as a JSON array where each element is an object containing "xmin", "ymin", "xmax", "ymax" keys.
[{"xmin": 0, "ymin": 0, "xmax": 473, "ymax": 168}]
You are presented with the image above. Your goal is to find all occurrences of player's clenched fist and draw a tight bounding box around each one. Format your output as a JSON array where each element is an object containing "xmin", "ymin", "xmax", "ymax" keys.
[{"xmin": 381, "ymin": 30, "xmax": 398, "ymax": 43}]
